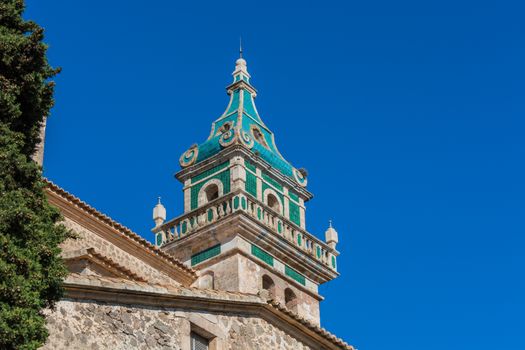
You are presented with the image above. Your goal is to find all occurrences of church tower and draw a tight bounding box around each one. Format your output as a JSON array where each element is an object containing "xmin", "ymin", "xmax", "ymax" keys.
[{"xmin": 152, "ymin": 54, "xmax": 340, "ymax": 325}]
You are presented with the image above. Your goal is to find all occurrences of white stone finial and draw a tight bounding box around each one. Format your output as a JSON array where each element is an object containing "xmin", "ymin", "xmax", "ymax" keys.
[
  {"xmin": 233, "ymin": 41, "xmax": 250, "ymax": 79},
  {"xmin": 153, "ymin": 196, "xmax": 166, "ymax": 227},
  {"xmin": 235, "ymin": 57, "xmax": 247, "ymax": 71},
  {"xmin": 325, "ymin": 220, "xmax": 338, "ymax": 250}
]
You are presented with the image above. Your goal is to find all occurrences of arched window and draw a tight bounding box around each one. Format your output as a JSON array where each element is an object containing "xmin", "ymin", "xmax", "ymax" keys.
[
  {"xmin": 267, "ymin": 193, "xmax": 280, "ymax": 213},
  {"xmin": 197, "ymin": 179, "xmax": 224, "ymax": 207},
  {"xmin": 204, "ymin": 184, "xmax": 219, "ymax": 202},
  {"xmin": 262, "ymin": 275, "xmax": 275, "ymax": 298},
  {"xmin": 285, "ymin": 288, "xmax": 298, "ymax": 312}
]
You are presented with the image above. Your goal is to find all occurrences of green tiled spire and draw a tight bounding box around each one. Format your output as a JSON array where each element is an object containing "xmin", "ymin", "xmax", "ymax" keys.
[{"xmin": 179, "ymin": 55, "xmax": 307, "ymax": 188}]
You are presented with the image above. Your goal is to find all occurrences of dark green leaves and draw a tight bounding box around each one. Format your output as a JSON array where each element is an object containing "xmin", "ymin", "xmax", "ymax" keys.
[{"xmin": 0, "ymin": 1, "xmax": 70, "ymax": 348}]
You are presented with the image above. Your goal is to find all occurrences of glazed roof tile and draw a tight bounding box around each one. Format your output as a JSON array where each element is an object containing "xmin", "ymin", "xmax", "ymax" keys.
[{"xmin": 179, "ymin": 57, "xmax": 307, "ymax": 188}]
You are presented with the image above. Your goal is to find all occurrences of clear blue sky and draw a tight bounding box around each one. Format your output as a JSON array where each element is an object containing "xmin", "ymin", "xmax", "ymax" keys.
[{"xmin": 26, "ymin": 1, "xmax": 524, "ymax": 349}]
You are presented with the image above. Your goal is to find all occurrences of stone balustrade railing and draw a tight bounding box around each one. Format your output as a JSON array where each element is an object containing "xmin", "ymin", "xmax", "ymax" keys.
[{"xmin": 153, "ymin": 191, "xmax": 337, "ymax": 270}]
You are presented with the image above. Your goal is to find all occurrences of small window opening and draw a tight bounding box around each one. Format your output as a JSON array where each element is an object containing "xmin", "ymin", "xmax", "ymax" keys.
[
  {"xmin": 191, "ymin": 331, "xmax": 209, "ymax": 350},
  {"xmin": 267, "ymin": 193, "xmax": 280, "ymax": 213},
  {"xmin": 285, "ymin": 288, "xmax": 298, "ymax": 312},
  {"xmin": 205, "ymin": 184, "xmax": 219, "ymax": 202},
  {"xmin": 262, "ymin": 274, "xmax": 275, "ymax": 298}
]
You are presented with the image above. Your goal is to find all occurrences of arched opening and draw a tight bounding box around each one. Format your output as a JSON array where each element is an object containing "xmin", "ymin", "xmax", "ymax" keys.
[
  {"xmin": 267, "ymin": 193, "xmax": 280, "ymax": 213},
  {"xmin": 262, "ymin": 275, "xmax": 275, "ymax": 298},
  {"xmin": 285, "ymin": 288, "xmax": 298, "ymax": 312},
  {"xmin": 204, "ymin": 184, "xmax": 219, "ymax": 202}
]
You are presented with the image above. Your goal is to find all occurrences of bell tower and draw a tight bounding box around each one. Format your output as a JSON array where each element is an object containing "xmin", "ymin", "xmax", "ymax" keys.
[{"xmin": 152, "ymin": 54, "xmax": 340, "ymax": 325}]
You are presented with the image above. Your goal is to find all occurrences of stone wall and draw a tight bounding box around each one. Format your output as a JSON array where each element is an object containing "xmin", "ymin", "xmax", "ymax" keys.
[
  {"xmin": 236, "ymin": 254, "xmax": 320, "ymax": 325},
  {"xmin": 43, "ymin": 300, "xmax": 185, "ymax": 350},
  {"xmin": 43, "ymin": 299, "xmax": 316, "ymax": 350},
  {"xmin": 62, "ymin": 218, "xmax": 179, "ymax": 286},
  {"xmin": 192, "ymin": 252, "xmax": 320, "ymax": 325}
]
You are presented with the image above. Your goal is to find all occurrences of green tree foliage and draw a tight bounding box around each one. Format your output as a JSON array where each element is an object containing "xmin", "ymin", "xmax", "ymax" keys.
[{"xmin": 0, "ymin": 1, "xmax": 70, "ymax": 348}]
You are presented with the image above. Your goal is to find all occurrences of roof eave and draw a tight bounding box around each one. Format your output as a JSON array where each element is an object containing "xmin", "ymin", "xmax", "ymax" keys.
[{"xmin": 175, "ymin": 145, "xmax": 314, "ymax": 201}]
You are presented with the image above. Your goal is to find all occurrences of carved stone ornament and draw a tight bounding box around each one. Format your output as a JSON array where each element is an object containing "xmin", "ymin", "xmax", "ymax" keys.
[
  {"xmin": 240, "ymin": 130, "xmax": 255, "ymax": 149},
  {"xmin": 293, "ymin": 167, "xmax": 308, "ymax": 187},
  {"xmin": 218, "ymin": 129, "xmax": 237, "ymax": 147},
  {"xmin": 179, "ymin": 145, "xmax": 199, "ymax": 167}
]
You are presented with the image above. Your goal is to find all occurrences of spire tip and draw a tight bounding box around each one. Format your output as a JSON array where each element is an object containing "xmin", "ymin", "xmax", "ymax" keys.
[{"xmin": 239, "ymin": 36, "xmax": 243, "ymax": 59}]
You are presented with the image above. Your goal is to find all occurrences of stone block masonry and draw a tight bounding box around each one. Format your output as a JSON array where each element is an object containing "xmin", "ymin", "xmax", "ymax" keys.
[{"xmin": 43, "ymin": 300, "xmax": 316, "ymax": 350}]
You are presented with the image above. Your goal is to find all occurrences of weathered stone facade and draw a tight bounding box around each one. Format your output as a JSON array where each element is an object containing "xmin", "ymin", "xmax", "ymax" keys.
[
  {"xmin": 44, "ymin": 300, "xmax": 317, "ymax": 350},
  {"xmin": 44, "ymin": 300, "xmax": 185, "ymax": 350},
  {"xmin": 61, "ymin": 218, "xmax": 179, "ymax": 286}
]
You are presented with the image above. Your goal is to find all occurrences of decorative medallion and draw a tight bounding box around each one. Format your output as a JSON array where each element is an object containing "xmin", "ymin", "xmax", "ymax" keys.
[
  {"xmin": 219, "ymin": 129, "xmax": 236, "ymax": 147},
  {"xmin": 179, "ymin": 145, "xmax": 199, "ymax": 168},
  {"xmin": 240, "ymin": 130, "xmax": 254, "ymax": 149},
  {"xmin": 293, "ymin": 168, "xmax": 308, "ymax": 187},
  {"xmin": 215, "ymin": 121, "xmax": 234, "ymax": 136}
]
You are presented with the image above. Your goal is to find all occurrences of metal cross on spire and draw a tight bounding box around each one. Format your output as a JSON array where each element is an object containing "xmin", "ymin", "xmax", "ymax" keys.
[{"xmin": 239, "ymin": 36, "xmax": 243, "ymax": 58}]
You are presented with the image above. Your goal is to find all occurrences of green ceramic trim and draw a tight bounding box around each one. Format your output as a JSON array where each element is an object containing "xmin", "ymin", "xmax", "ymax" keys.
[
  {"xmin": 289, "ymin": 191, "xmax": 300, "ymax": 203},
  {"xmin": 191, "ymin": 244, "xmax": 221, "ymax": 266},
  {"xmin": 262, "ymin": 172, "xmax": 284, "ymax": 192},
  {"xmin": 245, "ymin": 160, "xmax": 256, "ymax": 173},
  {"xmin": 251, "ymin": 244, "xmax": 274, "ymax": 266},
  {"xmin": 262, "ymin": 182, "xmax": 284, "ymax": 204},
  {"xmin": 289, "ymin": 201, "xmax": 300, "ymax": 226},
  {"xmin": 190, "ymin": 170, "xmax": 231, "ymax": 210},
  {"xmin": 246, "ymin": 172, "xmax": 257, "ymax": 198},
  {"xmin": 285, "ymin": 265, "xmax": 306, "ymax": 286},
  {"xmin": 191, "ymin": 161, "xmax": 230, "ymax": 183}
]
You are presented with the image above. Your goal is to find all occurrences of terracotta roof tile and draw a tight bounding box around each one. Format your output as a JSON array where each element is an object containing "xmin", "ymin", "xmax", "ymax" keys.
[
  {"xmin": 267, "ymin": 299, "xmax": 354, "ymax": 350},
  {"xmin": 44, "ymin": 179, "xmax": 197, "ymax": 279}
]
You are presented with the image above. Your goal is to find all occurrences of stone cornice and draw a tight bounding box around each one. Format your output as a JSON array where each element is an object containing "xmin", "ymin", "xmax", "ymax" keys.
[
  {"xmin": 192, "ymin": 245, "xmax": 324, "ymax": 301},
  {"xmin": 174, "ymin": 145, "xmax": 314, "ymax": 201},
  {"xmin": 160, "ymin": 209, "xmax": 339, "ymax": 284},
  {"xmin": 44, "ymin": 179, "xmax": 197, "ymax": 285},
  {"xmin": 226, "ymin": 79, "xmax": 257, "ymax": 96},
  {"xmin": 63, "ymin": 274, "xmax": 354, "ymax": 350},
  {"xmin": 63, "ymin": 247, "xmax": 147, "ymax": 282}
]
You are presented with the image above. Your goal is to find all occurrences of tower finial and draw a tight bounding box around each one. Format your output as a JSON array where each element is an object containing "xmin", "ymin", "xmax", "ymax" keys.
[
  {"xmin": 325, "ymin": 220, "xmax": 338, "ymax": 249},
  {"xmin": 153, "ymin": 196, "xmax": 166, "ymax": 228},
  {"xmin": 239, "ymin": 36, "xmax": 243, "ymax": 58}
]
